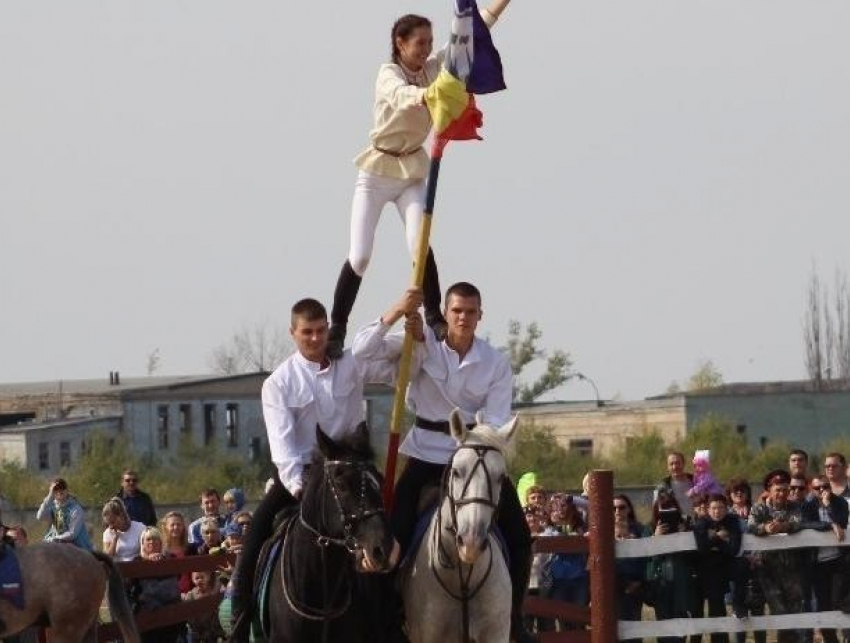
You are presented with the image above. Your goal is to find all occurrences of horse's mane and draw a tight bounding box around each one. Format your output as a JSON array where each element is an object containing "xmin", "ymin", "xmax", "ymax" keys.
[{"xmin": 462, "ymin": 423, "xmax": 514, "ymax": 458}]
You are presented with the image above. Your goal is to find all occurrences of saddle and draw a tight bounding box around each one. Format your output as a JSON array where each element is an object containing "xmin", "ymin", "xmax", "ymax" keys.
[
  {"xmin": 0, "ymin": 541, "xmax": 25, "ymax": 610},
  {"xmin": 253, "ymin": 507, "xmax": 299, "ymax": 640}
]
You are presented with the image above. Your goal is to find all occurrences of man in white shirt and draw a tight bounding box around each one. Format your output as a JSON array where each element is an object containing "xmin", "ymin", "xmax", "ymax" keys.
[
  {"xmin": 229, "ymin": 297, "xmax": 399, "ymax": 642},
  {"xmin": 353, "ymin": 282, "xmax": 535, "ymax": 643}
]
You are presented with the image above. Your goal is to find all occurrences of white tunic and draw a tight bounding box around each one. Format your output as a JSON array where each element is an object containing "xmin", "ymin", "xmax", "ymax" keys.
[
  {"xmin": 262, "ymin": 349, "xmax": 395, "ymax": 495},
  {"xmin": 352, "ymin": 319, "xmax": 512, "ymax": 464},
  {"xmin": 353, "ymin": 8, "xmax": 501, "ymax": 181}
]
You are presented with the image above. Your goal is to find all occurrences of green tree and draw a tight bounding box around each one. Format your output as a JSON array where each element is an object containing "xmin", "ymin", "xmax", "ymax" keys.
[
  {"xmin": 509, "ymin": 421, "xmax": 602, "ymax": 490},
  {"xmin": 606, "ymin": 432, "xmax": 669, "ymax": 485},
  {"xmin": 71, "ymin": 432, "xmax": 140, "ymax": 507},
  {"xmin": 686, "ymin": 359, "xmax": 723, "ymax": 391},
  {"xmin": 0, "ymin": 461, "xmax": 46, "ymax": 508},
  {"xmin": 502, "ymin": 321, "xmax": 572, "ymax": 403}
]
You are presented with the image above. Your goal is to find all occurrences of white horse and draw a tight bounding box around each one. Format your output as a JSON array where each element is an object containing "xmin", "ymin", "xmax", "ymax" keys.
[{"xmin": 401, "ymin": 409, "xmax": 518, "ymax": 643}]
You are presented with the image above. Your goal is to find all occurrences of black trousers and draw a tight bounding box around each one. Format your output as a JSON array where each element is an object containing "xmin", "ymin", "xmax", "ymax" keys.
[
  {"xmin": 812, "ymin": 556, "xmax": 845, "ymax": 643},
  {"xmin": 390, "ymin": 456, "xmax": 531, "ymax": 560},
  {"xmin": 230, "ymin": 473, "xmax": 298, "ymax": 615}
]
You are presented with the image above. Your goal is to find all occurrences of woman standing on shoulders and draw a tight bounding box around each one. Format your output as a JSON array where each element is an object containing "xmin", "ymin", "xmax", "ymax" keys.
[
  {"xmin": 327, "ymin": 0, "xmax": 514, "ymax": 357},
  {"xmin": 36, "ymin": 478, "xmax": 92, "ymax": 550}
]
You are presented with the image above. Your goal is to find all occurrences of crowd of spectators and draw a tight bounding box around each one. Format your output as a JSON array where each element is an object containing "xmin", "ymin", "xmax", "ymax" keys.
[
  {"xmin": 5, "ymin": 469, "xmax": 256, "ymax": 643},
  {"xmin": 523, "ymin": 449, "xmax": 850, "ymax": 643}
]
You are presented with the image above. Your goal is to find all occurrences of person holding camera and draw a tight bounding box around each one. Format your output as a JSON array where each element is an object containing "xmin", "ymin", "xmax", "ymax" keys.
[{"xmin": 646, "ymin": 485, "xmax": 693, "ymax": 643}]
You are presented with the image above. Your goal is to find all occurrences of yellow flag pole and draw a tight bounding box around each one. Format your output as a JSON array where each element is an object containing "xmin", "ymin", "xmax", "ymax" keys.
[{"xmin": 382, "ymin": 158, "xmax": 440, "ymax": 511}]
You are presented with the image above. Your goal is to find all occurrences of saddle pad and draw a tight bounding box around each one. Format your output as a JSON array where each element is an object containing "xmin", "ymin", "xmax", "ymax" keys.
[
  {"xmin": 400, "ymin": 506, "xmax": 437, "ymax": 569},
  {"xmin": 256, "ymin": 515, "xmax": 295, "ymax": 640},
  {"xmin": 0, "ymin": 548, "xmax": 24, "ymax": 609}
]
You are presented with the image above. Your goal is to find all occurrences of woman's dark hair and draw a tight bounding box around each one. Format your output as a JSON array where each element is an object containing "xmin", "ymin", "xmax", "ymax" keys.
[
  {"xmin": 725, "ymin": 476, "xmax": 752, "ymax": 506},
  {"xmin": 391, "ymin": 14, "xmax": 432, "ymax": 65},
  {"xmin": 613, "ymin": 494, "xmax": 638, "ymax": 526},
  {"xmin": 51, "ymin": 477, "xmax": 68, "ymax": 491}
]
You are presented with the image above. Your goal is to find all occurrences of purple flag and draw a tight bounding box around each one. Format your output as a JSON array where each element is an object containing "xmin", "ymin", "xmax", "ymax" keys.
[{"xmin": 445, "ymin": 0, "xmax": 506, "ymax": 95}]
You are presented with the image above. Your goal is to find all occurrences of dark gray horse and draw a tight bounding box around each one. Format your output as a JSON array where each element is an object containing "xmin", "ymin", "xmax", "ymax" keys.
[
  {"xmin": 0, "ymin": 544, "xmax": 139, "ymax": 643},
  {"xmin": 267, "ymin": 426, "xmax": 395, "ymax": 642}
]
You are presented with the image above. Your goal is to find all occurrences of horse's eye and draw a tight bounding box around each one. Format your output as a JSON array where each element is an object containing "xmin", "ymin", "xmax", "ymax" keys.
[{"xmin": 451, "ymin": 468, "xmax": 461, "ymax": 479}]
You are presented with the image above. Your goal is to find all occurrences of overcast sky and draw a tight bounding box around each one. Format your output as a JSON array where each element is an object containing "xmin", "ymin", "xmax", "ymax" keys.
[{"xmin": 2, "ymin": 1, "xmax": 849, "ymax": 401}]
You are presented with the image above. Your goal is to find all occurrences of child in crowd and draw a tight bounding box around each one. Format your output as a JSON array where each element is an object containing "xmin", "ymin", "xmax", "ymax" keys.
[
  {"xmin": 541, "ymin": 494, "xmax": 588, "ymax": 633},
  {"xmin": 192, "ymin": 517, "xmax": 224, "ymax": 556},
  {"xmin": 222, "ymin": 488, "xmax": 246, "ymax": 531},
  {"xmin": 182, "ymin": 570, "xmax": 226, "ymax": 643},
  {"xmin": 688, "ymin": 450, "xmax": 724, "ymax": 499},
  {"xmin": 694, "ymin": 494, "xmax": 742, "ymax": 643}
]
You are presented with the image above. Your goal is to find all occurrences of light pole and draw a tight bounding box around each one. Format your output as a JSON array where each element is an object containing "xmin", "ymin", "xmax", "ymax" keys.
[{"xmin": 574, "ymin": 372, "xmax": 602, "ymax": 407}]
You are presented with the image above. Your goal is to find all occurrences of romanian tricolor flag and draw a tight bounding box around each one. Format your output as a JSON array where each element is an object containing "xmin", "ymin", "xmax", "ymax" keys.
[{"xmin": 425, "ymin": 0, "xmax": 506, "ymax": 154}]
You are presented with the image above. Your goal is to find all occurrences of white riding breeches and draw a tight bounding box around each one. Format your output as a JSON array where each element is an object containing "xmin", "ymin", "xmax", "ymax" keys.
[{"xmin": 347, "ymin": 170, "xmax": 426, "ymax": 276}]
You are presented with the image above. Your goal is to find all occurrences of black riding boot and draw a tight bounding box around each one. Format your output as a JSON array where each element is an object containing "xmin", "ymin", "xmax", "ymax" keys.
[
  {"xmin": 228, "ymin": 479, "xmax": 294, "ymax": 643},
  {"xmin": 422, "ymin": 248, "xmax": 447, "ymax": 340},
  {"xmin": 509, "ymin": 544, "xmax": 538, "ymax": 643},
  {"xmin": 328, "ymin": 260, "xmax": 363, "ymax": 359}
]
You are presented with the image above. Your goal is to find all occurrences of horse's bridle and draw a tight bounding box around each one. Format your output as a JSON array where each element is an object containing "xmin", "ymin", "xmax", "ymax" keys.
[
  {"xmin": 281, "ymin": 457, "xmax": 385, "ymax": 630},
  {"xmin": 431, "ymin": 443, "xmax": 504, "ymax": 643},
  {"xmin": 445, "ymin": 444, "xmax": 501, "ymax": 532},
  {"xmin": 299, "ymin": 458, "xmax": 384, "ymax": 553}
]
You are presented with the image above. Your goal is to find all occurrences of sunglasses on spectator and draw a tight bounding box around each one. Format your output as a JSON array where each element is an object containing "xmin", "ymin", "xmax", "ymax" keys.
[
  {"xmin": 237, "ymin": 520, "xmax": 251, "ymax": 526},
  {"xmin": 824, "ymin": 463, "xmax": 841, "ymax": 468},
  {"xmin": 614, "ymin": 504, "xmax": 628, "ymax": 510},
  {"xmin": 789, "ymin": 485, "xmax": 806, "ymax": 490},
  {"xmin": 812, "ymin": 484, "xmax": 830, "ymax": 491}
]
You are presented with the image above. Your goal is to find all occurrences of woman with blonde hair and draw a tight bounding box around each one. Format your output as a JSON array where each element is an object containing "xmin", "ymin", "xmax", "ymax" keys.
[
  {"xmin": 102, "ymin": 496, "xmax": 146, "ymax": 561},
  {"xmin": 160, "ymin": 511, "xmax": 192, "ymax": 593},
  {"xmin": 130, "ymin": 526, "xmax": 183, "ymax": 643}
]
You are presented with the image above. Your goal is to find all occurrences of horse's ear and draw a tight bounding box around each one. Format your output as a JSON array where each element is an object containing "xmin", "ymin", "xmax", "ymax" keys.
[
  {"xmin": 474, "ymin": 410, "xmax": 484, "ymax": 427},
  {"xmin": 351, "ymin": 421, "xmax": 371, "ymax": 454},
  {"xmin": 500, "ymin": 415, "xmax": 520, "ymax": 444},
  {"xmin": 449, "ymin": 409, "xmax": 467, "ymax": 444},
  {"xmin": 315, "ymin": 425, "xmax": 338, "ymax": 459}
]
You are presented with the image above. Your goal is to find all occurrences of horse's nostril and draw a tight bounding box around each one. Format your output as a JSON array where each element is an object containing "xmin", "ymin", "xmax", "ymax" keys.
[
  {"xmin": 480, "ymin": 539, "xmax": 489, "ymax": 551},
  {"xmin": 456, "ymin": 534, "xmax": 464, "ymax": 547}
]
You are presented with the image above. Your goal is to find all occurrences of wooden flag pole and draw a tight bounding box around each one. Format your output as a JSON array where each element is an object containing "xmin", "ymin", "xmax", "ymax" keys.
[{"xmin": 382, "ymin": 156, "xmax": 442, "ymax": 511}]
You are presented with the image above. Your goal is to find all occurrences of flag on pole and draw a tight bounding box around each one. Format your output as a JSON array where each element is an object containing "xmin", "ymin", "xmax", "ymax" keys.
[
  {"xmin": 425, "ymin": 0, "xmax": 506, "ymax": 147},
  {"xmin": 445, "ymin": 0, "xmax": 506, "ymax": 94}
]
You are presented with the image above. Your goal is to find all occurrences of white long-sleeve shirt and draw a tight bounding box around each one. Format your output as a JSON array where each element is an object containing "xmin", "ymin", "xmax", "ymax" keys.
[
  {"xmin": 352, "ymin": 319, "xmax": 512, "ymax": 464},
  {"xmin": 262, "ymin": 349, "xmax": 396, "ymax": 495}
]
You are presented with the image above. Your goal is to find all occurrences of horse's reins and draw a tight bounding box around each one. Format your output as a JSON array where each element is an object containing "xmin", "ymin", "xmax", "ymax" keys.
[
  {"xmin": 430, "ymin": 443, "xmax": 502, "ymax": 643},
  {"xmin": 281, "ymin": 458, "xmax": 384, "ymax": 641}
]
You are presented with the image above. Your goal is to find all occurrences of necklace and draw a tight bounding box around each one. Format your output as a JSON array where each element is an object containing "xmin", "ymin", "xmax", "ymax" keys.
[{"xmin": 399, "ymin": 61, "xmax": 428, "ymax": 86}]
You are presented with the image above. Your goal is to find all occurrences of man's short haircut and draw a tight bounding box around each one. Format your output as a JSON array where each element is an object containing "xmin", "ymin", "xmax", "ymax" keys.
[
  {"xmin": 290, "ymin": 298, "xmax": 327, "ymax": 326},
  {"xmin": 200, "ymin": 488, "xmax": 220, "ymax": 501},
  {"xmin": 707, "ymin": 493, "xmax": 728, "ymax": 505},
  {"xmin": 789, "ymin": 449, "xmax": 808, "ymax": 461},
  {"xmin": 444, "ymin": 282, "xmax": 481, "ymax": 306},
  {"xmin": 52, "ymin": 477, "xmax": 68, "ymax": 491},
  {"xmin": 667, "ymin": 451, "xmax": 685, "ymax": 462},
  {"xmin": 825, "ymin": 452, "xmax": 847, "ymax": 467}
]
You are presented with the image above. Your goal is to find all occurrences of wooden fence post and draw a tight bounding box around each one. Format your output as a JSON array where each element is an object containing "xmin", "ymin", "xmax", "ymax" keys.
[{"xmin": 589, "ymin": 469, "xmax": 616, "ymax": 643}]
